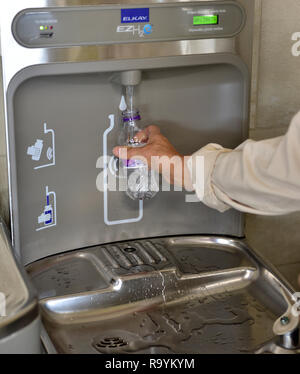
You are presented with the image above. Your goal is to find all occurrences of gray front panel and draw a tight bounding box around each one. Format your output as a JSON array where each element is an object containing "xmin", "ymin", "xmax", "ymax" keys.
[
  {"xmin": 10, "ymin": 59, "xmax": 247, "ymax": 265},
  {"xmin": 13, "ymin": 2, "xmax": 245, "ymax": 47}
]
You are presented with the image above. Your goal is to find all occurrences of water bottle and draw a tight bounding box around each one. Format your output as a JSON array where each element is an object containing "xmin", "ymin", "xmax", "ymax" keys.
[{"xmin": 118, "ymin": 109, "xmax": 158, "ymax": 200}]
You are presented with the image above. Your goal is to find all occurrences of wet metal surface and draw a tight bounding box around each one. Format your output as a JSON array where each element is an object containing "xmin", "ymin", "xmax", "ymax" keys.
[{"xmin": 26, "ymin": 236, "xmax": 294, "ymax": 354}]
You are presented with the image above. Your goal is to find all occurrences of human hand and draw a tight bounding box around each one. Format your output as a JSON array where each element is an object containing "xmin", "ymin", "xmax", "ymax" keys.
[{"xmin": 113, "ymin": 125, "xmax": 193, "ymax": 189}]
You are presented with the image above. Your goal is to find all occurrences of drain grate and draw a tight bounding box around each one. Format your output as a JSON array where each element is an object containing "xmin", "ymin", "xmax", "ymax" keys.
[
  {"xmin": 95, "ymin": 337, "xmax": 128, "ymax": 349},
  {"xmin": 123, "ymin": 247, "xmax": 136, "ymax": 253},
  {"xmin": 92, "ymin": 330, "xmax": 141, "ymax": 353},
  {"xmin": 101, "ymin": 240, "xmax": 169, "ymax": 270}
]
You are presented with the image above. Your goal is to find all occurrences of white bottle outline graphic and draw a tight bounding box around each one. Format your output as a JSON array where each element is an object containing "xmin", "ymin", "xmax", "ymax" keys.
[
  {"xmin": 27, "ymin": 122, "xmax": 56, "ymax": 169},
  {"xmin": 102, "ymin": 114, "xmax": 143, "ymax": 226},
  {"xmin": 36, "ymin": 186, "xmax": 57, "ymax": 231}
]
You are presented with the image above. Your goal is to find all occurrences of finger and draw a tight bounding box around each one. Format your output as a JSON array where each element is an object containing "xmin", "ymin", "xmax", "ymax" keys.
[
  {"xmin": 145, "ymin": 125, "xmax": 161, "ymax": 138},
  {"xmin": 113, "ymin": 146, "xmax": 130, "ymax": 159},
  {"xmin": 126, "ymin": 147, "xmax": 149, "ymax": 163},
  {"xmin": 113, "ymin": 146, "xmax": 148, "ymax": 164},
  {"xmin": 133, "ymin": 129, "xmax": 148, "ymax": 144},
  {"xmin": 133, "ymin": 126, "xmax": 160, "ymax": 143}
]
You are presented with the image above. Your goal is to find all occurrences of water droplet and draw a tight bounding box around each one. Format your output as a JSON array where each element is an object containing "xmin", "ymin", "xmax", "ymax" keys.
[{"xmin": 119, "ymin": 95, "xmax": 127, "ymax": 111}]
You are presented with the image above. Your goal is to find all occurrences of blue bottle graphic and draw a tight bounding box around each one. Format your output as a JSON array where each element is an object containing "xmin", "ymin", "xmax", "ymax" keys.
[{"xmin": 36, "ymin": 186, "xmax": 57, "ymax": 231}]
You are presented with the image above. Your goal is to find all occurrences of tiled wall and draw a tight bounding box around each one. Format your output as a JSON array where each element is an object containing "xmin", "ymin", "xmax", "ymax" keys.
[{"xmin": 245, "ymin": 0, "xmax": 300, "ymax": 289}]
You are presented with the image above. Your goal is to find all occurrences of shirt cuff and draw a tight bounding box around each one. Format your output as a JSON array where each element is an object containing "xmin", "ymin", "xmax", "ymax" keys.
[{"xmin": 187, "ymin": 144, "xmax": 232, "ymax": 212}]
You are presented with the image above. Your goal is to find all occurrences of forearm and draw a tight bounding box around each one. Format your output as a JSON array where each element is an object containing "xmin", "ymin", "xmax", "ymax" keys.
[{"xmin": 188, "ymin": 112, "xmax": 300, "ymax": 215}]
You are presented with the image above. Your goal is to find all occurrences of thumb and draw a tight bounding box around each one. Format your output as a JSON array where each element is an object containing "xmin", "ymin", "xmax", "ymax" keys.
[{"xmin": 145, "ymin": 125, "xmax": 161, "ymax": 139}]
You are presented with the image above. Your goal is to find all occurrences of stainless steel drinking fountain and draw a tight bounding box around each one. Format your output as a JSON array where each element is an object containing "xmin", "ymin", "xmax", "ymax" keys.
[{"xmin": 0, "ymin": 0, "xmax": 299, "ymax": 353}]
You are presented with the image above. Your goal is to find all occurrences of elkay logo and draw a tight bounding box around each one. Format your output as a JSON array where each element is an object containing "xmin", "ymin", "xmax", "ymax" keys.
[{"xmin": 121, "ymin": 8, "xmax": 150, "ymax": 23}]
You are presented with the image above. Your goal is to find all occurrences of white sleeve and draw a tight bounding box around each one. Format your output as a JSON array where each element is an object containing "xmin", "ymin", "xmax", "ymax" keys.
[{"xmin": 187, "ymin": 111, "xmax": 300, "ymax": 216}]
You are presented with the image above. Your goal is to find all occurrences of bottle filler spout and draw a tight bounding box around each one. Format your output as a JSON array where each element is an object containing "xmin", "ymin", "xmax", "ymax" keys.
[{"xmin": 120, "ymin": 70, "xmax": 142, "ymax": 112}]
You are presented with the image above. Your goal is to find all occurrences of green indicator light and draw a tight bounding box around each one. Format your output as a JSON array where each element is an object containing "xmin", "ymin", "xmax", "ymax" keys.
[
  {"xmin": 39, "ymin": 26, "xmax": 44, "ymax": 30},
  {"xmin": 193, "ymin": 15, "xmax": 219, "ymax": 26}
]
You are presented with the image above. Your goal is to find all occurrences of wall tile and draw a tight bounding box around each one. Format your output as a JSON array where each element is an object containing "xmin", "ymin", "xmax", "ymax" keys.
[
  {"xmin": 246, "ymin": 213, "xmax": 300, "ymax": 266},
  {"xmin": 276, "ymin": 262, "xmax": 300, "ymax": 291},
  {"xmin": 256, "ymin": 0, "xmax": 300, "ymax": 129},
  {"xmin": 249, "ymin": 127, "xmax": 288, "ymax": 141}
]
